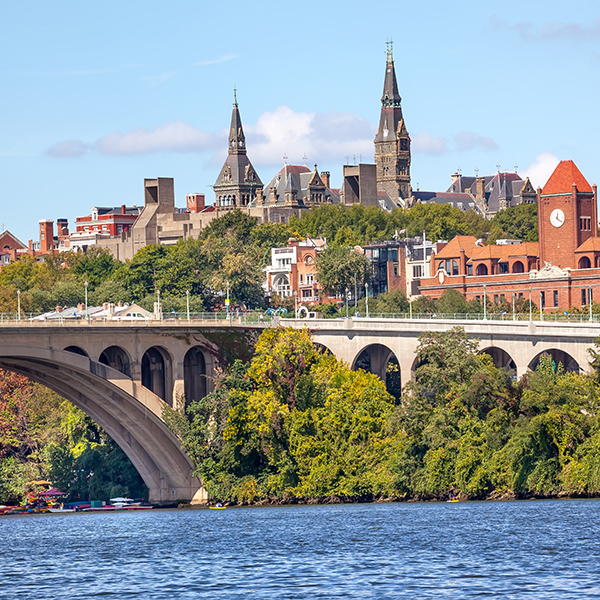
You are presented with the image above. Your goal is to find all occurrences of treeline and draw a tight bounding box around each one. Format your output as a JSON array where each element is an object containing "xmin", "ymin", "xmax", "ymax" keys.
[
  {"xmin": 0, "ymin": 370, "xmax": 145, "ymax": 504},
  {"xmin": 165, "ymin": 327, "xmax": 600, "ymax": 503},
  {"xmin": 0, "ymin": 203, "xmax": 537, "ymax": 315}
]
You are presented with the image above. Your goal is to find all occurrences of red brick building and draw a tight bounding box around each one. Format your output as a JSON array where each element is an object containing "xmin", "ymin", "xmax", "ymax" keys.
[{"xmin": 419, "ymin": 160, "xmax": 600, "ymax": 311}]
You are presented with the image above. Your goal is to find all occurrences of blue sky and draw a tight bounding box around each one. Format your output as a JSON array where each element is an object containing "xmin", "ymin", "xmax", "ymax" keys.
[{"xmin": 2, "ymin": 0, "xmax": 600, "ymax": 243}]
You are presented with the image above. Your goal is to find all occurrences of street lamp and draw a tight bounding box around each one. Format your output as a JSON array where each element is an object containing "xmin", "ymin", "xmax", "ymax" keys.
[
  {"xmin": 365, "ymin": 282, "xmax": 369, "ymax": 318},
  {"xmin": 294, "ymin": 290, "xmax": 298, "ymax": 319},
  {"xmin": 84, "ymin": 281, "xmax": 88, "ymax": 320},
  {"xmin": 17, "ymin": 289, "xmax": 21, "ymax": 321},
  {"xmin": 483, "ymin": 283, "xmax": 487, "ymax": 321},
  {"xmin": 186, "ymin": 289, "xmax": 190, "ymax": 323},
  {"xmin": 529, "ymin": 288, "xmax": 532, "ymax": 322},
  {"xmin": 226, "ymin": 280, "xmax": 230, "ymax": 319},
  {"xmin": 590, "ymin": 287, "xmax": 593, "ymax": 322},
  {"xmin": 157, "ymin": 289, "xmax": 162, "ymax": 322},
  {"xmin": 345, "ymin": 287, "xmax": 349, "ymax": 318}
]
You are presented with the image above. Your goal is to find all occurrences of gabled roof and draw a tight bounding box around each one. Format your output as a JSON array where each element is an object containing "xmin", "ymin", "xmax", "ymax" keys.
[
  {"xmin": 542, "ymin": 160, "xmax": 593, "ymax": 195},
  {"xmin": 508, "ymin": 241, "xmax": 539, "ymax": 258},
  {"xmin": 434, "ymin": 235, "xmax": 479, "ymax": 259},
  {"xmin": 575, "ymin": 237, "xmax": 600, "ymax": 253},
  {"xmin": 0, "ymin": 229, "xmax": 26, "ymax": 250},
  {"xmin": 468, "ymin": 244, "xmax": 507, "ymax": 262}
]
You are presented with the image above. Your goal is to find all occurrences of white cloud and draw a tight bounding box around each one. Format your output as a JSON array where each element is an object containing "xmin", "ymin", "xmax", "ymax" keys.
[
  {"xmin": 521, "ymin": 152, "xmax": 560, "ymax": 188},
  {"xmin": 195, "ymin": 54, "xmax": 239, "ymax": 66},
  {"xmin": 488, "ymin": 15, "xmax": 600, "ymax": 41},
  {"xmin": 47, "ymin": 139, "xmax": 89, "ymax": 158},
  {"xmin": 246, "ymin": 106, "xmax": 374, "ymax": 166},
  {"xmin": 94, "ymin": 121, "xmax": 221, "ymax": 155},
  {"xmin": 454, "ymin": 131, "xmax": 498, "ymax": 152},
  {"xmin": 412, "ymin": 131, "xmax": 449, "ymax": 155},
  {"xmin": 143, "ymin": 71, "xmax": 176, "ymax": 86}
]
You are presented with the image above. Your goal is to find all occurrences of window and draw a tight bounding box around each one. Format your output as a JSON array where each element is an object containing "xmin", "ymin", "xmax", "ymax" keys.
[
  {"xmin": 445, "ymin": 259, "xmax": 451, "ymax": 273},
  {"xmin": 307, "ymin": 274, "xmax": 314, "ymax": 284},
  {"xmin": 500, "ymin": 294, "xmax": 505, "ymax": 303},
  {"xmin": 553, "ymin": 290, "xmax": 558, "ymax": 307},
  {"xmin": 540, "ymin": 291, "xmax": 545, "ymax": 308},
  {"xmin": 467, "ymin": 264, "xmax": 473, "ymax": 276},
  {"xmin": 494, "ymin": 294, "xmax": 499, "ymax": 305},
  {"xmin": 580, "ymin": 217, "xmax": 592, "ymax": 231},
  {"xmin": 499, "ymin": 262, "xmax": 509, "ymax": 274},
  {"xmin": 393, "ymin": 264, "xmax": 398, "ymax": 276},
  {"xmin": 452, "ymin": 260, "xmax": 459, "ymax": 275},
  {"xmin": 299, "ymin": 274, "xmax": 303, "ymax": 283},
  {"xmin": 518, "ymin": 293, "xmax": 523, "ymax": 299},
  {"xmin": 413, "ymin": 265, "xmax": 423, "ymax": 278},
  {"xmin": 582, "ymin": 289, "xmax": 587, "ymax": 306}
]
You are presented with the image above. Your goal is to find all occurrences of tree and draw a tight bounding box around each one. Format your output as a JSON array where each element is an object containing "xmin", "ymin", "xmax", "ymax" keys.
[
  {"xmin": 316, "ymin": 247, "xmax": 370, "ymax": 296},
  {"xmin": 487, "ymin": 203, "xmax": 538, "ymax": 243}
]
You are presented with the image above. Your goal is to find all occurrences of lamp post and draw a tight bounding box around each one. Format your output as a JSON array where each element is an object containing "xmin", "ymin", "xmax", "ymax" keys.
[
  {"xmin": 345, "ymin": 287, "xmax": 349, "ymax": 318},
  {"xmin": 590, "ymin": 287, "xmax": 593, "ymax": 322},
  {"xmin": 294, "ymin": 290, "xmax": 298, "ymax": 319},
  {"xmin": 84, "ymin": 281, "xmax": 88, "ymax": 320},
  {"xmin": 226, "ymin": 280, "xmax": 230, "ymax": 319},
  {"xmin": 483, "ymin": 284, "xmax": 487, "ymax": 321},
  {"xmin": 186, "ymin": 289, "xmax": 190, "ymax": 323},
  {"xmin": 529, "ymin": 288, "xmax": 532, "ymax": 321},
  {"xmin": 157, "ymin": 289, "xmax": 162, "ymax": 322},
  {"xmin": 17, "ymin": 289, "xmax": 21, "ymax": 321},
  {"xmin": 512, "ymin": 293, "xmax": 515, "ymax": 321},
  {"xmin": 365, "ymin": 282, "xmax": 369, "ymax": 318}
]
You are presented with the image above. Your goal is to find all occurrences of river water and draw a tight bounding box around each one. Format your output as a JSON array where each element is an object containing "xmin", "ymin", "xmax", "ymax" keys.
[{"xmin": 1, "ymin": 499, "xmax": 599, "ymax": 599}]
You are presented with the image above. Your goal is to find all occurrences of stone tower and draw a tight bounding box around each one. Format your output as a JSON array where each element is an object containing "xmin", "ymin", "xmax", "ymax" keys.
[
  {"xmin": 214, "ymin": 90, "xmax": 263, "ymax": 212},
  {"xmin": 374, "ymin": 42, "xmax": 411, "ymax": 206}
]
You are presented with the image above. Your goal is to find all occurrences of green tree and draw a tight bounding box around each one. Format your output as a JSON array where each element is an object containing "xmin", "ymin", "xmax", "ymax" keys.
[{"xmin": 316, "ymin": 247, "xmax": 370, "ymax": 296}]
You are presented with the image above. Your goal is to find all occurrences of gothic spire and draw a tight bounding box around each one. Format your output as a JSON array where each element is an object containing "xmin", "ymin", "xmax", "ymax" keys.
[
  {"xmin": 375, "ymin": 41, "xmax": 404, "ymax": 141},
  {"xmin": 228, "ymin": 88, "xmax": 246, "ymax": 155}
]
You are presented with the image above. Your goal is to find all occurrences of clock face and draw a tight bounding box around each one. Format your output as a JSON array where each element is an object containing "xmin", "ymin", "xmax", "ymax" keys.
[{"xmin": 550, "ymin": 208, "xmax": 565, "ymax": 228}]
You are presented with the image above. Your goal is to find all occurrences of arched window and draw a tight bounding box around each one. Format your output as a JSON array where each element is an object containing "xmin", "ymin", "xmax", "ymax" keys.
[
  {"xmin": 579, "ymin": 256, "xmax": 591, "ymax": 269},
  {"xmin": 476, "ymin": 264, "xmax": 488, "ymax": 276},
  {"xmin": 512, "ymin": 261, "xmax": 524, "ymax": 273}
]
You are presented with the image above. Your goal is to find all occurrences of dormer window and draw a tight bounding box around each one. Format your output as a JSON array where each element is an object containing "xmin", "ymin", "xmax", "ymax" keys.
[{"xmin": 91, "ymin": 208, "xmax": 98, "ymax": 221}]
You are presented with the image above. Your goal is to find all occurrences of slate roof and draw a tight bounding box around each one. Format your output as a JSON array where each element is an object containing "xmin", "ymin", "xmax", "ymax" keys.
[
  {"xmin": 412, "ymin": 190, "xmax": 474, "ymax": 211},
  {"xmin": 542, "ymin": 160, "xmax": 593, "ymax": 195},
  {"xmin": 508, "ymin": 241, "xmax": 539, "ymax": 258},
  {"xmin": 254, "ymin": 165, "xmax": 337, "ymax": 207}
]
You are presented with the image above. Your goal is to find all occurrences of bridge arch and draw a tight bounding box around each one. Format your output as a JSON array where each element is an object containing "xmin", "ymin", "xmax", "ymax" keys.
[
  {"xmin": 0, "ymin": 346, "xmax": 205, "ymax": 504},
  {"xmin": 99, "ymin": 345, "xmax": 131, "ymax": 377},
  {"xmin": 142, "ymin": 346, "xmax": 172, "ymax": 405},
  {"xmin": 528, "ymin": 349, "xmax": 581, "ymax": 373},
  {"xmin": 353, "ymin": 343, "xmax": 401, "ymax": 400},
  {"xmin": 480, "ymin": 346, "xmax": 516, "ymax": 373},
  {"xmin": 64, "ymin": 345, "xmax": 88, "ymax": 357},
  {"xmin": 183, "ymin": 346, "xmax": 207, "ymax": 409}
]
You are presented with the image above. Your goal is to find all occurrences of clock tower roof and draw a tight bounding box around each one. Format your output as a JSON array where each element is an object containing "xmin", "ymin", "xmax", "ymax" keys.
[{"xmin": 541, "ymin": 160, "xmax": 593, "ymax": 195}]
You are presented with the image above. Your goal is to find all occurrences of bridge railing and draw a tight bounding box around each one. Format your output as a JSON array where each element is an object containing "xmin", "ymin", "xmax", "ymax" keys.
[{"xmin": 1, "ymin": 311, "xmax": 599, "ymax": 326}]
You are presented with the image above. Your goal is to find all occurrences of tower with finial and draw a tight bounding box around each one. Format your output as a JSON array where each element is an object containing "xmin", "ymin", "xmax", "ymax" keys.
[
  {"xmin": 374, "ymin": 40, "xmax": 411, "ymax": 206},
  {"xmin": 214, "ymin": 89, "xmax": 263, "ymax": 212}
]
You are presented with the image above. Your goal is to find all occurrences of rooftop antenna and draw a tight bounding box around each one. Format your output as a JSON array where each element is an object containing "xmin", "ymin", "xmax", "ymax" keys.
[
  {"xmin": 352, "ymin": 154, "xmax": 357, "ymax": 164},
  {"xmin": 0, "ymin": 223, "xmax": 6, "ymax": 232},
  {"xmin": 233, "ymin": 86, "xmax": 238, "ymax": 106},
  {"xmin": 303, "ymin": 153, "xmax": 307, "ymax": 165},
  {"xmin": 386, "ymin": 39, "xmax": 393, "ymax": 61},
  {"xmin": 514, "ymin": 164, "xmax": 519, "ymax": 173},
  {"xmin": 496, "ymin": 162, "xmax": 501, "ymax": 173},
  {"xmin": 474, "ymin": 167, "xmax": 479, "ymax": 177},
  {"xmin": 283, "ymin": 153, "xmax": 288, "ymax": 165},
  {"xmin": 457, "ymin": 166, "xmax": 462, "ymax": 176}
]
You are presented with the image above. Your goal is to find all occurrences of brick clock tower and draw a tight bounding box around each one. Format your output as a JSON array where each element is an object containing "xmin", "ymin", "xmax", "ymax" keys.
[
  {"xmin": 538, "ymin": 160, "xmax": 598, "ymax": 269},
  {"xmin": 374, "ymin": 42, "xmax": 411, "ymax": 207}
]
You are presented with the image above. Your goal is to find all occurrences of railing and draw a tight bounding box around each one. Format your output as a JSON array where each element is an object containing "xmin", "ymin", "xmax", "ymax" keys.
[{"xmin": 1, "ymin": 311, "xmax": 600, "ymax": 326}]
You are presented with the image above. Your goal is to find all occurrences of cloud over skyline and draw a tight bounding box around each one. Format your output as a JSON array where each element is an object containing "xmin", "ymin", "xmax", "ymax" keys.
[
  {"xmin": 489, "ymin": 15, "xmax": 600, "ymax": 41},
  {"xmin": 521, "ymin": 152, "xmax": 560, "ymax": 188}
]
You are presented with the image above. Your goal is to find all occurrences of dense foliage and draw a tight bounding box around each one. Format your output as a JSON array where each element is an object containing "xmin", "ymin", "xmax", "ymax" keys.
[
  {"xmin": 0, "ymin": 370, "xmax": 145, "ymax": 504},
  {"xmin": 0, "ymin": 204, "xmax": 540, "ymax": 315},
  {"xmin": 166, "ymin": 327, "xmax": 600, "ymax": 504}
]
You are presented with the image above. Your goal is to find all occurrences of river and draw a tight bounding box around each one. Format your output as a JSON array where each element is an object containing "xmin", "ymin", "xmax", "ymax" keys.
[{"xmin": 1, "ymin": 499, "xmax": 599, "ymax": 599}]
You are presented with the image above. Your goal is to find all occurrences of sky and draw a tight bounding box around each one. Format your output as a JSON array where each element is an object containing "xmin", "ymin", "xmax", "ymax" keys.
[{"xmin": 2, "ymin": 0, "xmax": 600, "ymax": 243}]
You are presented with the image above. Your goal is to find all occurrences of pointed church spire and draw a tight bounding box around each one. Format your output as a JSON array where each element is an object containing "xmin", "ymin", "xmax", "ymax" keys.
[
  {"xmin": 374, "ymin": 41, "xmax": 411, "ymax": 206},
  {"xmin": 229, "ymin": 88, "xmax": 246, "ymax": 155}
]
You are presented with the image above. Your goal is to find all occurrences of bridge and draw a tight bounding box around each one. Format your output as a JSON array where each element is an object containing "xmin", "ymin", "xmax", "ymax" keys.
[{"xmin": 0, "ymin": 315, "xmax": 598, "ymax": 503}]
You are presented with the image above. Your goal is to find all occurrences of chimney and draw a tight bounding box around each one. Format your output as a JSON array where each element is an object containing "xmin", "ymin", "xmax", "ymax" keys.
[
  {"xmin": 255, "ymin": 188, "xmax": 264, "ymax": 206},
  {"xmin": 57, "ymin": 218, "xmax": 69, "ymax": 236},
  {"xmin": 321, "ymin": 171, "xmax": 331, "ymax": 188},
  {"xmin": 38, "ymin": 220, "xmax": 54, "ymax": 254},
  {"xmin": 269, "ymin": 187, "xmax": 277, "ymax": 205},
  {"xmin": 475, "ymin": 176, "xmax": 486, "ymax": 200},
  {"xmin": 121, "ymin": 204, "xmax": 126, "ymax": 215},
  {"xmin": 107, "ymin": 302, "xmax": 115, "ymax": 319}
]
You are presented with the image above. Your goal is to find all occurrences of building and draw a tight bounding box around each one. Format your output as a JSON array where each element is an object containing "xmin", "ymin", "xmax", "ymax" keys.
[
  {"xmin": 214, "ymin": 91, "xmax": 263, "ymax": 213},
  {"xmin": 374, "ymin": 42, "xmax": 411, "ymax": 207},
  {"xmin": 264, "ymin": 237, "xmax": 327, "ymax": 304},
  {"xmin": 0, "ymin": 229, "xmax": 27, "ymax": 266},
  {"xmin": 418, "ymin": 160, "xmax": 600, "ymax": 312}
]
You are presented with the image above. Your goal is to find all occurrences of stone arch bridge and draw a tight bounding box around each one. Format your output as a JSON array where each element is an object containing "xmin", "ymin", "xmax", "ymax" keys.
[{"xmin": 0, "ymin": 317, "xmax": 597, "ymax": 503}]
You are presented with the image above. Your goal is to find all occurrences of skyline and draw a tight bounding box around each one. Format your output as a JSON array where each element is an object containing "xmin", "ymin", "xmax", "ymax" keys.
[{"xmin": 2, "ymin": 1, "xmax": 600, "ymax": 242}]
